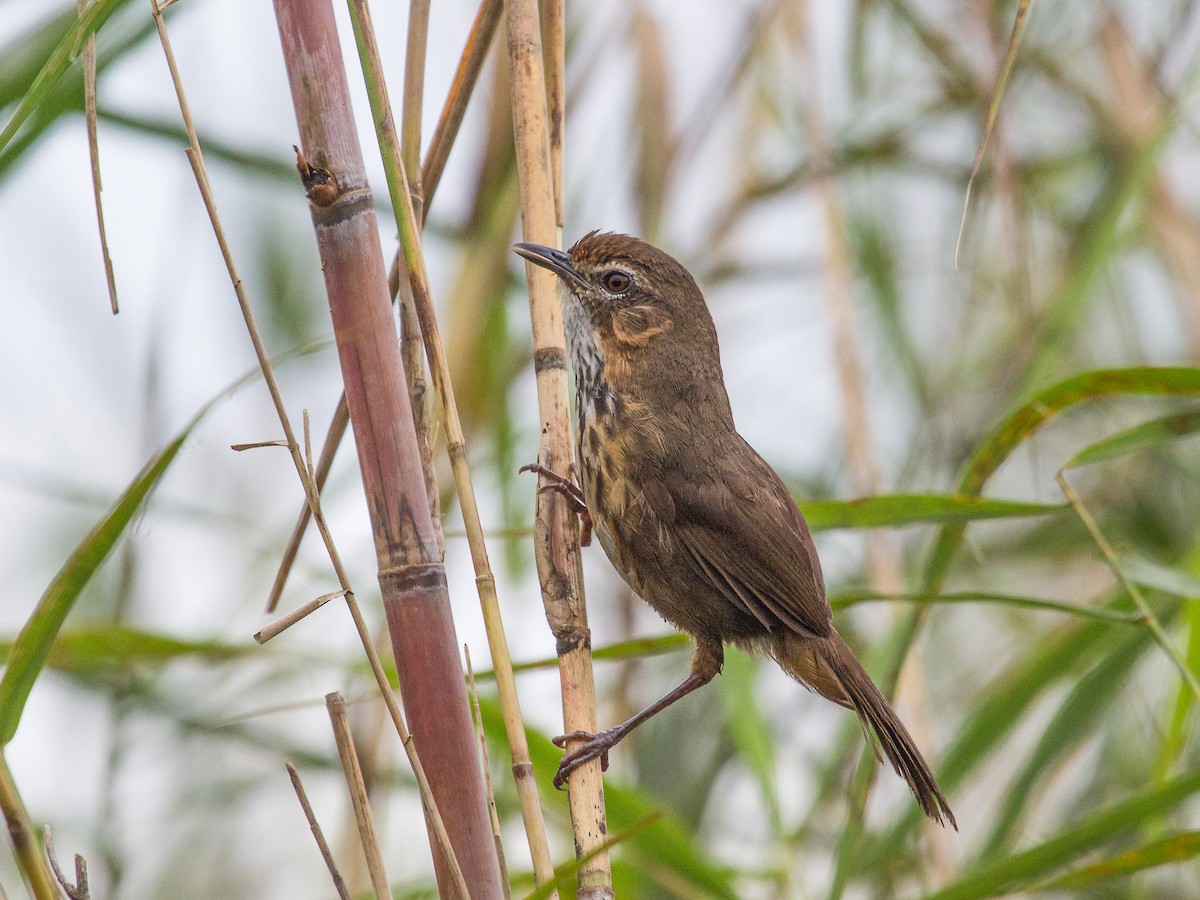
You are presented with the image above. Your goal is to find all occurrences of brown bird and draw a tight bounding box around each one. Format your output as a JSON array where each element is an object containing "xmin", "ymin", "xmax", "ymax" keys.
[{"xmin": 514, "ymin": 232, "xmax": 955, "ymax": 827}]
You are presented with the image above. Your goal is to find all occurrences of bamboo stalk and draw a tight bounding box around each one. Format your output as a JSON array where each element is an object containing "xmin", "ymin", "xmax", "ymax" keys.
[
  {"xmin": 265, "ymin": 0, "xmax": 503, "ymax": 614},
  {"xmin": 505, "ymin": 0, "xmax": 614, "ymax": 895},
  {"xmin": 343, "ymin": 0, "xmax": 556, "ymax": 888},
  {"xmin": 152, "ymin": 0, "xmax": 478, "ymax": 893},
  {"xmin": 325, "ymin": 693, "xmax": 390, "ymax": 900},
  {"xmin": 269, "ymin": 0, "xmax": 499, "ymax": 893}
]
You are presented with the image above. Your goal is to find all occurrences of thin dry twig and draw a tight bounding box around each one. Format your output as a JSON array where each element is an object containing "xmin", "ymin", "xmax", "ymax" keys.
[
  {"xmin": 149, "ymin": 4, "xmax": 469, "ymax": 894},
  {"xmin": 44, "ymin": 826, "xmax": 89, "ymax": 900},
  {"xmin": 74, "ymin": 0, "xmax": 118, "ymax": 315},
  {"xmin": 466, "ymin": 645, "xmax": 511, "ymax": 898},
  {"xmin": 254, "ymin": 589, "xmax": 347, "ymax": 643},
  {"xmin": 325, "ymin": 693, "xmax": 390, "ymax": 900},
  {"xmin": 424, "ymin": 0, "xmax": 504, "ymax": 207},
  {"xmin": 285, "ymin": 762, "xmax": 351, "ymax": 900},
  {"xmin": 955, "ymin": 0, "xmax": 1035, "ymax": 267}
]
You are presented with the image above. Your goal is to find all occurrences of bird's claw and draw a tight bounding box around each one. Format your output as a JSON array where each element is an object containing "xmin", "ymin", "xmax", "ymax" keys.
[
  {"xmin": 551, "ymin": 729, "xmax": 615, "ymax": 789},
  {"xmin": 519, "ymin": 463, "xmax": 594, "ymax": 546}
]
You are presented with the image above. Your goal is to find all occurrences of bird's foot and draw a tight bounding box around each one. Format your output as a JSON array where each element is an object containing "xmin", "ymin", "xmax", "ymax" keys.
[
  {"xmin": 519, "ymin": 463, "xmax": 593, "ymax": 546},
  {"xmin": 551, "ymin": 728, "xmax": 619, "ymax": 789}
]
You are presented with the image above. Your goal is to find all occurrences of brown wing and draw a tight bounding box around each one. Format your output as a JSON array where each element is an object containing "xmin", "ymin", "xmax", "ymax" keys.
[{"xmin": 645, "ymin": 436, "xmax": 832, "ymax": 639}]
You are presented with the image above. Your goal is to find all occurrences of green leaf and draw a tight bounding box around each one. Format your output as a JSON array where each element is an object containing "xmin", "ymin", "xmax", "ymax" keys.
[
  {"xmin": 470, "ymin": 634, "xmax": 691, "ymax": 682},
  {"xmin": 799, "ymin": 494, "xmax": 1065, "ymax": 531},
  {"xmin": 925, "ymin": 367, "xmax": 1200, "ymax": 595},
  {"xmin": 1038, "ymin": 830, "xmax": 1200, "ymax": 890},
  {"xmin": 476, "ymin": 697, "xmax": 739, "ymax": 899},
  {"xmin": 0, "ymin": 0, "xmax": 131, "ymax": 155},
  {"xmin": 1115, "ymin": 551, "xmax": 1200, "ymax": 599},
  {"xmin": 0, "ymin": 355, "xmax": 279, "ymax": 744},
  {"xmin": 521, "ymin": 813, "xmax": 661, "ymax": 900},
  {"xmin": 977, "ymin": 625, "xmax": 1155, "ymax": 858},
  {"xmin": 0, "ymin": 429, "xmax": 188, "ymax": 743},
  {"xmin": 1065, "ymin": 407, "xmax": 1200, "ymax": 468},
  {"xmin": 831, "ymin": 590, "xmax": 1142, "ymax": 624},
  {"xmin": 0, "ymin": 625, "xmax": 254, "ymax": 676},
  {"xmin": 926, "ymin": 766, "xmax": 1200, "ymax": 900},
  {"xmin": 864, "ymin": 595, "xmax": 1178, "ymax": 870}
]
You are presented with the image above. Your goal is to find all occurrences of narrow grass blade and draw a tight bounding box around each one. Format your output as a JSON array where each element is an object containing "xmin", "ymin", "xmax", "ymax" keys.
[
  {"xmin": 831, "ymin": 590, "xmax": 1141, "ymax": 624},
  {"xmin": 521, "ymin": 813, "xmax": 661, "ymax": 900},
  {"xmin": 800, "ymin": 494, "xmax": 1064, "ymax": 531},
  {"xmin": 978, "ymin": 625, "xmax": 1154, "ymax": 858},
  {"xmin": 476, "ymin": 697, "xmax": 739, "ymax": 898},
  {"xmin": 927, "ymin": 766, "xmax": 1200, "ymax": 900},
  {"xmin": 0, "ymin": 359, "xmax": 267, "ymax": 743},
  {"xmin": 0, "ymin": 625, "xmax": 254, "ymax": 676},
  {"xmin": 0, "ymin": 0, "xmax": 130, "ymax": 154},
  {"xmin": 0, "ymin": 430, "xmax": 187, "ymax": 743},
  {"xmin": 1037, "ymin": 830, "xmax": 1200, "ymax": 891},
  {"xmin": 925, "ymin": 367, "xmax": 1200, "ymax": 591},
  {"xmin": 955, "ymin": 0, "xmax": 1034, "ymax": 266},
  {"xmin": 1065, "ymin": 407, "xmax": 1200, "ymax": 468}
]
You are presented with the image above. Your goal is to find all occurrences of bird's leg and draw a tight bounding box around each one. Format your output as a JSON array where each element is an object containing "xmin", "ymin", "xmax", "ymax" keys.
[
  {"xmin": 519, "ymin": 462, "xmax": 593, "ymax": 546},
  {"xmin": 552, "ymin": 641, "xmax": 724, "ymax": 789}
]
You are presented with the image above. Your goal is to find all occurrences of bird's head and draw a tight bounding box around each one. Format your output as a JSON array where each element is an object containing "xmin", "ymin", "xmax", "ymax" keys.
[{"xmin": 513, "ymin": 231, "xmax": 717, "ymax": 356}]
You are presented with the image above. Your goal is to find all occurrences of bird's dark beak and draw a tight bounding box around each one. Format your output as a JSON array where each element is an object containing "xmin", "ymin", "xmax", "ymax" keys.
[{"xmin": 513, "ymin": 242, "xmax": 588, "ymax": 291}]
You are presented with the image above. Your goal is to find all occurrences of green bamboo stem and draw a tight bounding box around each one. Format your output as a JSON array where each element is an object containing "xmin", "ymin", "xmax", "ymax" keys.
[{"xmin": 0, "ymin": 753, "xmax": 57, "ymax": 900}]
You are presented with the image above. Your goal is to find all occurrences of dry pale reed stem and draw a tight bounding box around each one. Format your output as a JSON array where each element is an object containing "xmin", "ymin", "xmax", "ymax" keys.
[
  {"xmin": 255, "ymin": 589, "xmax": 346, "ymax": 643},
  {"xmin": 424, "ymin": 0, "xmax": 504, "ymax": 207},
  {"xmin": 541, "ymin": 0, "xmax": 564, "ymax": 230},
  {"xmin": 285, "ymin": 762, "xmax": 351, "ymax": 900},
  {"xmin": 325, "ymin": 693, "xmax": 390, "ymax": 900},
  {"xmin": 466, "ymin": 646, "xmax": 511, "ymax": 899},
  {"xmin": 265, "ymin": 0, "xmax": 503, "ymax": 615},
  {"xmin": 1099, "ymin": 14, "xmax": 1200, "ymax": 359},
  {"xmin": 74, "ymin": 0, "xmax": 117, "ymax": 314},
  {"xmin": 264, "ymin": 396, "xmax": 349, "ymax": 613},
  {"xmin": 344, "ymin": 0, "xmax": 557, "ymax": 888},
  {"xmin": 0, "ymin": 754, "xmax": 57, "ymax": 899},
  {"xmin": 506, "ymin": 0, "xmax": 613, "ymax": 895},
  {"xmin": 393, "ymin": 262, "xmax": 444, "ymax": 555},
  {"xmin": 150, "ymin": 4, "xmax": 469, "ymax": 894}
]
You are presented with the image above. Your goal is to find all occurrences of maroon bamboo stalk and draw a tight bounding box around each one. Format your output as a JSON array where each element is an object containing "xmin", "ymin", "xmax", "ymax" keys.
[{"xmin": 271, "ymin": 1, "xmax": 503, "ymax": 895}]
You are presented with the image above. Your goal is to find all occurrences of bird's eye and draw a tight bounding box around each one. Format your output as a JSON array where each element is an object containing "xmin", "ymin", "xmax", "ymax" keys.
[{"xmin": 601, "ymin": 270, "xmax": 632, "ymax": 294}]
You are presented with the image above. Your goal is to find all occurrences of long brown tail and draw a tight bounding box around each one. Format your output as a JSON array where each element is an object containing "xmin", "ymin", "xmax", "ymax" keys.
[{"xmin": 773, "ymin": 631, "xmax": 957, "ymax": 829}]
